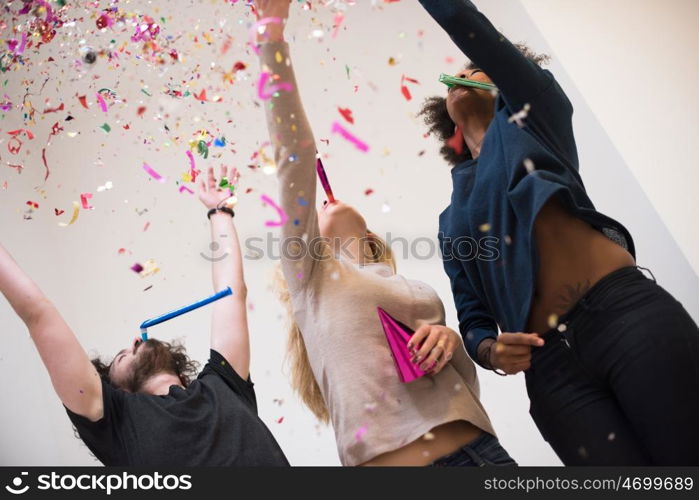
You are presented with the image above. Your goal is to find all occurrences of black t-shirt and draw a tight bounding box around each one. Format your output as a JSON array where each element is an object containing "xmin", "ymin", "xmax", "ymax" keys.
[{"xmin": 65, "ymin": 350, "xmax": 289, "ymax": 466}]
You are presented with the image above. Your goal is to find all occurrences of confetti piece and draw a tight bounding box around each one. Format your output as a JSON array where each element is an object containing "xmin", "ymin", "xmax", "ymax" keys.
[
  {"xmin": 131, "ymin": 263, "xmax": 144, "ymax": 274},
  {"xmin": 479, "ymin": 223, "xmax": 491, "ymax": 232},
  {"xmin": 179, "ymin": 185, "xmax": 194, "ymax": 194},
  {"xmin": 257, "ymin": 71, "xmax": 294, "ymax": 100},
  {"xmin": 96, "ymin": 93, "xmax": 108, "ymax": 113},
  {"xmin": 523, "ymin": 158, "xmax": 535, "ymax": 173},
  {"xmin": 260, "ymin": 194, "xmax": 288, "ymax": 227},
  {"xmin": 276, "ymin": 417, "xmax": 284, "ymax": 424},
  {"xmin": 77, "ymin": 95, "xmax": 89, "ymax": 109},
  {"xmin": 100, "ymin": 123, "xmax": 111, "ymax": 133},
  {"xmin": 337, "ymin": 107, "xmax": 354, "ymax": 124},
  {"xmin": 58, "ymin": 201, "xmax": 80, "ymax": 227},
  {"xmin": 400, "ymin": 75, "xmax": 419, "ymax": 101},
  {"xmin": 331, "ymin": 121, "xmax": 369, "ymax": 152},
  {"xmin": 355, "ymin": 426, "xmax": 368, "ymax": 442},
  {"xmin": 80, "ymin": 193, "xmax": 93, "ymax": 210},
  {"xmin": 8, "ymin": 33, "xmax": 28, "ymax": 55},
  {"xmin": 332, "ymin": 11, "xmax": 345, "ymax": 38},
  {"xmin": 185, "ymin": 150, "xmax": 200, "ymax": 182},
  {"xmin": 508, "ymin": 103, "xmax": 531, "ymax": 128},
  {"xmin": 54, "ymin": 209, "xmax": 64, "ymax": 216},
  {"xmin": 42, "ymin": 103, "xmax": 64, "ymax": 114},
  {"xmin": 316, "ymin": 156, "xmax": 335, "ymax": 203},
  {"xmin": 547, "ymin": 314, "xmax": 559, "ymax": 329},
  {"xmin": 214, "ymin": 137, "xmax": 226, "ymax": 147},
  {"xmin": 364, "ymin": 188, "xmax": 374, "ymax": 196},
  {"xmin": 26, "ymin": 201, "xmax": 39, "ymax": 210},
  {"xmin": 142, "ymin": 163, "xmax": 167, "ymax": 183}
]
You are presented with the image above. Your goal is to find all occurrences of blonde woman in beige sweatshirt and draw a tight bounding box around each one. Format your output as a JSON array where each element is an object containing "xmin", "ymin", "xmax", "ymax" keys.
[{"xmin": 255, "ymin": 0, "xmax": 515, "ymax": 467}]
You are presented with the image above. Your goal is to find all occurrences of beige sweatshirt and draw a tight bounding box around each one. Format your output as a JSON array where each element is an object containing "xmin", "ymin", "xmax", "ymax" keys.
[{"xmin": 260, "ymin": 41, "xmax": 496, "ymax": 466}]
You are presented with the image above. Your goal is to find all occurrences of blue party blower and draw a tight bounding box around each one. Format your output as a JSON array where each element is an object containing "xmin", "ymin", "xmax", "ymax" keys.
[{"xmin": 139, "ymin": 287, "xmax": 233, "ymax": 340}]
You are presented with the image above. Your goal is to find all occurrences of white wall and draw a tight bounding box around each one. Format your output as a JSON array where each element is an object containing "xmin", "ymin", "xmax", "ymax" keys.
[
  {"xmin": 1, "ymin": 0, "xmax": 696, "ymax": 467},
  {"xmin": 521, "ymin": 0, "xmax": 699, "ymax": 275}
]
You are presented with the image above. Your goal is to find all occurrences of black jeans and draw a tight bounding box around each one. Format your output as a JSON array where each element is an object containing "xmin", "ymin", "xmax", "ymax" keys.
[
  {"xmin": 429, "ymin": 433, "xmax": 517, "ymax": 467},
  {"xmin": 525, "ymin": 266, "xmax": 699, "ymax": 465}
]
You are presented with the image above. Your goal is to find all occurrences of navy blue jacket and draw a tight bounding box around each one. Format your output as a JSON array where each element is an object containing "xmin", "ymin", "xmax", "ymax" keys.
[{"xmin": 419, "ymin": 0, "xmax": 635, "ymax": 367}]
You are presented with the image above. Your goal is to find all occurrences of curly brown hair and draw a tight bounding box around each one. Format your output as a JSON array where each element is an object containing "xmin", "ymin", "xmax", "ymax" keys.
[
  {"xmin": 91, "ymin": 338, "xmax": 200, "ymax": 391},
  {"xmin": 418, "ymin": 43, "xmax": 550, "ymax": 166}
]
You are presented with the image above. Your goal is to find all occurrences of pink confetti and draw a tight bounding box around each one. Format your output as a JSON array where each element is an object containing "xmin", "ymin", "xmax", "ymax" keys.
[
  {"xmin": 355, "ymin": 426, "xmax": 368, "ymax": 441},
  {"xmin": 400, "ymin": 75, "xmax": 419, "ymax": 101},
  {"xmin": 8, "ymin": 33, "xmax": 27, "ymax": 55},
  {"xmin": 179, "ymin": 185, "xmax": 194, "ymax": 194},
  {"xmin": 185, "ymin": 150, "xmax": 199, "ymax": 181},
  {"xmin": 96, "ymin": 93, "xmax": 108, "ymax": 113},
  {"xmin": 260, "ymin": 194, "xmax": 288, "ymax": 227},
  {"xmin": 142, "ymin": 163, "xmax": 167, "ymax": 182},
  {"xmin": 257, "ymin": 72, "xmax": 294, "ymax": 100},
  {"xmin": 248, "ymin": 17, "xmax": 283, "ymax": 54},
  {"xmin": 332, "ymin": 12, "xmax": 345, "ymax": 38},
  {"xmin": 80, "ymin": 193, "xmax": 93, "ymax": 210},
  {"xmin": 331, "ymin": 122, "xmax": 369, "ymax": 152}
]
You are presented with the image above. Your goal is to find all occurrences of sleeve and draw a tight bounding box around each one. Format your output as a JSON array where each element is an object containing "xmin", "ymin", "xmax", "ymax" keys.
[
  {"xmin": 259, "ymin": 41, "xmax": 324, "ymax": 292},
  {"xmin": 199, "ymin": 349, "xmax": 258, "ymax": 411},
  {"xmin": 418, "ymin": 0, "xmax": 550, "ymax": 108},
  {"xmin": 440, "ymin": 235, "xmax": 499, "ymax": 369},
  {"xmin": 418, "ymin": 0, "xmax": 579, "ymax": 170},
  {"xmin": 63, "ymin": 379, "xmax": 128, "ymax": 465}
]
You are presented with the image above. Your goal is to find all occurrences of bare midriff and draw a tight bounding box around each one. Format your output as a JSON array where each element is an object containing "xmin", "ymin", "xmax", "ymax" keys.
[
  {"xmin": 527, "ymin": 197, "xmax": 636, "ymax": 334},
  {"xmin": 360, "ymin": 420, "xmax": 484, "ymax": 466}
]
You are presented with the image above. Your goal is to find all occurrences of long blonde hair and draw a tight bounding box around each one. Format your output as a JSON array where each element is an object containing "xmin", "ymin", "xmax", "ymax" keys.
[{"xmin": 273, "ymin": 231, "xmax": 396, "ymax": 423}]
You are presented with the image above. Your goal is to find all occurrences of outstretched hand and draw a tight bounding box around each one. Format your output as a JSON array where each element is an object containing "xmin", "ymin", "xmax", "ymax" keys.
[{"xmin": 198, "ymin": 165, "xmax": 238, "ymax": 210}]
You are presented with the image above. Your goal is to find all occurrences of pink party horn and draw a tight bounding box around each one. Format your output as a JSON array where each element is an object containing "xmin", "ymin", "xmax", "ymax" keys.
[
  {"xmin": 377, "ymin": 307, "xmax": 427, "ymax": 383},
  {"xmin": 316, "ymin": 155, "xmax": 336, "ymax": 204}
]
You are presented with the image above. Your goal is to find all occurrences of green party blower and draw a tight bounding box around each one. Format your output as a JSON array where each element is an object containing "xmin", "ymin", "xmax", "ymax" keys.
[{"xmin": 439, "ymin": 73, "xmax": 497, "ymax": 92}]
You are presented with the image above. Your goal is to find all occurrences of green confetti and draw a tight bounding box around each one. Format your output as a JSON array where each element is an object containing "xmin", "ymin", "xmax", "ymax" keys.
[
  {"xmin": 100, "ymin": 123, "xmax": 111, "ymax": 133},
  {"xmin": 345, "ymin": 64, "xmax": 350, "ymax": 79},
  {"xmin": 197, "ymin": 140, "xmax": 209, "ymax": 159},
  {"xmin": 141, "ymin": 88, "xmax": 152, "ymax": 97}
]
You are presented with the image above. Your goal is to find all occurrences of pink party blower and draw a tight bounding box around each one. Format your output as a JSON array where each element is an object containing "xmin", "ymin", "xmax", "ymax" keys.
[
  {"xmin": 377, "ymin": 307, "xmax": 427, "ymax": 383},
  {"xmin": 316, "ymin": 156, "xmax": 336, "ymax": 204}
]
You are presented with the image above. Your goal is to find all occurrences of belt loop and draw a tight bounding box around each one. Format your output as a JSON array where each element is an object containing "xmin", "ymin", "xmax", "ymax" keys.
[
  {"xmin": 636, "ymin": 265, "xmax": 656, "ymax": 283},
  {"xmin": 462, "ymin": 444, "xmax": 487, "ymax": 466}
]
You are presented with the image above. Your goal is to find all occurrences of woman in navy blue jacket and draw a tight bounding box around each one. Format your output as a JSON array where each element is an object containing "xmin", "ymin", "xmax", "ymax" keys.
[{"xmin": 417, "ymin": 0, "xmax": 699, "ymax": 465}]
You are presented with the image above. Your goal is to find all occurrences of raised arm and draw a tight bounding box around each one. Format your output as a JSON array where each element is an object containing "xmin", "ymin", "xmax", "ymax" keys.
[
  {"xmin": 418, "ymin": 0, "xmax": 551, "ymax": 107},
  {"xmin": 198, "ymin": 166, "xmax": 251, "ymax": 379},
  {"xmin": 0, "ymin": 243, "xmax": 103, "ymax": 420},
  {"xmin": 256, "ymin": 0, "xmax": 322, "ymax": 291}
]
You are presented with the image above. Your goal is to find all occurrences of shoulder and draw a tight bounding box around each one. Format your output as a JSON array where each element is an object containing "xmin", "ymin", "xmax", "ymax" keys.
[{"xmin": 198, "ymin": 350, "xmax": 257, "ymax": 409}]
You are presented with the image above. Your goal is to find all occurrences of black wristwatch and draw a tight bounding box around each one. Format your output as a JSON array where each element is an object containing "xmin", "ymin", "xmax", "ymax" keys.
[{"xmin": 207, "ymin": 207, "xmax": 235, "ymax": 220}]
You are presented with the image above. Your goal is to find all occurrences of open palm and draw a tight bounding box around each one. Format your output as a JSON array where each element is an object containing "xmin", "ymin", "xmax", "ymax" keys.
[{"xmin": 198, "ymin": 165, "xmax": 238, "ymax": 210}]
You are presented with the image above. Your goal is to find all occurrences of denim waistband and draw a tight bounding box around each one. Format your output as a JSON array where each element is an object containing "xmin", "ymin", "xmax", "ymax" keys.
[{"xmin": 540, "ymin": 265, "xmax": 653, "ymax": 340}]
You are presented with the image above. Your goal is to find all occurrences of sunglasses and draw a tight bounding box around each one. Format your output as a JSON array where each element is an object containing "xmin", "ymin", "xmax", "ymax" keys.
[{"xmin": 439, "ymin": 73, "xmax": 497, "ymax": 92}]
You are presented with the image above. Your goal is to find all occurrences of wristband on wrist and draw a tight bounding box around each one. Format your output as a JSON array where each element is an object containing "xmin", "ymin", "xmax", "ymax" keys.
[
  {"xmin": 478, "ymin": 338, "xmax": 507, "ymax": 376},
  {"xmin": 207, "ymin": 207, "xmax": 235, "ymax": 220}
]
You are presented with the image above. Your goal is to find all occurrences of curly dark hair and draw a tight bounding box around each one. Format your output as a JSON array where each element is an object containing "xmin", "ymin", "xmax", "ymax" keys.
[
  {"xmin": 91, "ymin": 338, "xmax": 200, "ymax": 391},
  {"xmin": 418, "ymin": 43, "xmax": 550, "ymax": 166}
]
